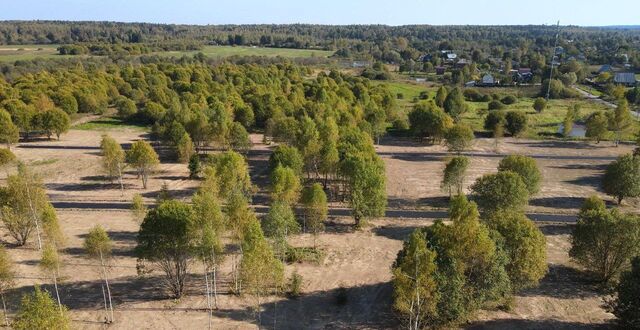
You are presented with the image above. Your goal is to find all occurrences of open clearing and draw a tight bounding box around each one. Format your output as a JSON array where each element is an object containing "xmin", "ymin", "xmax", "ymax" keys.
[{"xmin": 0, "ymin": 127, "xmax": 635, "ymax": 329}]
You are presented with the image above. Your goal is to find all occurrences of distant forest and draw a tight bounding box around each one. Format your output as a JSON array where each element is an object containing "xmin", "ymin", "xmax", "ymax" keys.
[{"xmin": 1, "ymin": 21, "xmax": 639, "ymax": 68}]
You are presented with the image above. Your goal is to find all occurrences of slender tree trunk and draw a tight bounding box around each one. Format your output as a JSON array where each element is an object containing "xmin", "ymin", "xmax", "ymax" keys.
[
  {"xmin": 23, "ymin": 180, "xmax": 43, "ymax": 251},
  {"xmin": 100, "ymin": 251, "xmax": 114, "ymax": 322},
  {"xmin": 52, "ymin": 272, "xmax": 62, "ymax": 314},
  {"xmin": 203, "ymin": 260, "xmax": 211, "ymax": 330},
  {"xmin": 117, "ymin": 163, "xmax": 124, "ymax": 196},
  {"xmin": 101, "ymin": 284, "xmax": 109, "ymax": 323},
  {"xmin": 211, "ymin": 251, "xmax": 218, "ymax": 309},
  {"xmin": 1, "ymin": 292, "xmax": 8, "ymax": 327}
]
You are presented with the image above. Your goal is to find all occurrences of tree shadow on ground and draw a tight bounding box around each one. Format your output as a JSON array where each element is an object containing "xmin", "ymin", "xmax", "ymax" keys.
[
  {"xmin": 529, "ymin": 197, "xmax": 588, "ymax": 210},
  {"xmin": 46, "ymin": 182, "xmax": 137, "ymax": 192},
  {"xmin": 510, "ymin": 140, "xmax": 603, "ymax": 150},
  {"xmin": 565, "ymin": 175, "xmax": 603, "ymax": 189},
  {"xmin": 387, "ymin": 196, "xmax": 450, "ymax": 209},
  {"xmin": 373, "ymin": 225, "xmax": 423, "ymax": 241},
  {"xmin": 466, "ymin": 318, "xmax": 612, "ymax": 329},
  {"xmin": 140, "ymin": 187, "xmax": 197, "ymax": 200},
  {"xmin": 215, "ymin": 282, "xmax": 398, "ymax": 330},
  {"xmin": 550, "ymin": 164, "xmax": 607, "ymax": 171},
  {"xmin": 537, "ymin": 224, "xmax": 574, "ymax": 236},
  {"xmin": 519, "ymin": 264, "xmax": 603, "ymax": 299}
]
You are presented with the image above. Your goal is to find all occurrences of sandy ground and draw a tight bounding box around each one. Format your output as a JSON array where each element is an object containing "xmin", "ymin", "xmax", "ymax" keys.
[{"xmin": 0, "ymin": 130, "xmax": 629, "ymax": 329}]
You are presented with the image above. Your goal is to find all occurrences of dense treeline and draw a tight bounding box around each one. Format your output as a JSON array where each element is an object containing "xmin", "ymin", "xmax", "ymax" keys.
[{"xmin": 1, "ymin": 21, "xmax": 639, "ymax": 68}]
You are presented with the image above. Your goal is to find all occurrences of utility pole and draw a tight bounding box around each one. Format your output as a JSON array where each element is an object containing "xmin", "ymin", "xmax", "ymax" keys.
[{"xmin": 545, "ymin": 21, "xmax": 561, "ymax": 100}]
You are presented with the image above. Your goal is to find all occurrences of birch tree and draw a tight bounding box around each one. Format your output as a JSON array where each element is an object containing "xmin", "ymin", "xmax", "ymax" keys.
[{"xmin": 83, "ymin": 225, "xmax": 115, "ymax": 323}]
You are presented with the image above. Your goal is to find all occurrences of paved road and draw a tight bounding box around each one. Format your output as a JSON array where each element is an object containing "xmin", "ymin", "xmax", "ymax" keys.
[{"xmin": 51, "ymin": 201, "xmax": 578, "ymax": 223}]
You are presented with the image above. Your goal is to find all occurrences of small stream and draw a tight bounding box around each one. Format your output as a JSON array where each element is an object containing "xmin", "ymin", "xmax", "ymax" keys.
[{"xmin": 557, "ymin": 124, "xmax": 586, "ymax": 138}]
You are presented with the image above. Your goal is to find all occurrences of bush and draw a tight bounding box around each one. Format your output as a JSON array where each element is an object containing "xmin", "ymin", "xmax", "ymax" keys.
[
  {"xmin": 501, "ymin": 95, "xmax": 518, "ymax": 105},
  {"xmin": 396, "ymin": 93, "xmax": 404, "ymax": 99},
  {"xmin": 288, "ymin": 271, "xmax": 304, "ymax": 298},
  {"xmin": 498, "ymin": 155, "xmax": 542, "ymax": 194},
  {"xmin": 532, "ymin": 97, "xmax": 547, "ymax": 112},
  {"xmin": 463, "ymin": 88, "xmax": 487, "ymax": 102},
  {"xmin": 484, "ymin": 110, "xmax": 506, "ymax": 132},
  {"xmin": 471, "ymin": 171, "xmax": 529, "ymax": 214},
  {"xmin": 392, "ymin": 118, "xmax": 410, "ymax": 131},
  {"xmin": 612, "ymin": 257, "xmax": 640, "ymax": 328},
  {"xmin": 602, "ymin": 154, "xmax": 640, "ymax": 204},
  {"xmin": 488, "ymin": 100, "xmax": 506, "ymax": 110},
  {"xmin": 445, "ymin": 123, "xmax": 474, "ymax": 153},
  {"xmin": 570, "ymin": 198, "xmax": 640, "ymax": 283},
  {"xmin": 0, "ymin": 148, "xmax": 16, "ymax": 166},
  {"xmin": 505, "ymin": 111, "xmax": 528, "ymax": 137},
  {"xmin": 419, "ymin": 91, "xmax": 429, "ymax": 100}
]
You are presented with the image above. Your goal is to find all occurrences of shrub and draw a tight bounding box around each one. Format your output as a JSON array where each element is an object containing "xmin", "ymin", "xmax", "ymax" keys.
[
  {"xmin": 612, "ymin": 257, "xmax": 640, "ymax": 328},
  {"xmin": 505, "ymin": 111, "xmax": 528, "ymax": 137},
  {"xmin": 602, "ymin": 154, "xmax": 640, "ymax": 204},
  {"xmin": 498, "ymin": 155, "xmax": 542, "ymax": 194},
  {"xmin": 488, "ymin": 100, "xmax": 506, "ymax": 110},
  {"xmin": 501, "ymin": 95, "xmax": 518, "ymax": 105},
  {"xmin": 288, "ymin": 271, "xmax": 304, "ymax": 298},
  {"xmin": 445, "ymin": 123, "xmax": 474, "ymax": 153},
  {"xmin": 0, "ymin": 149, "xmax": 16, "ymax": 166},
  {"xmin": 471, "ymin": 171, "xmax": 529, "ymax": 214},
  {"xmin": 570, "ymin": 200, "xmax": 640, "ymax": 283},
  {"xmin": 484, "ymin": 110, "xmax": 506, "ymax": 132},
  {"xmin": 532, "ymin": 97, "xmax": 547, "ymax": 112}
]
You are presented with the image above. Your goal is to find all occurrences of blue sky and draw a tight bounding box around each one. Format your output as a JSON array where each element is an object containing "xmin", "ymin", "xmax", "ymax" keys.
[{"xmin": 1, "ymin": 0, "xmax": 638, "ymax": 26}]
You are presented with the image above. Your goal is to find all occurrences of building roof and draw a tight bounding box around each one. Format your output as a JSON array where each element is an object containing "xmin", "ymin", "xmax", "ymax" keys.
[
  {"xmin": 518, "ymin": 68, "xmax": 532, "ymax": 74},
  {"xmin": 482, "ymin": 74, "xmax": 494, "ymax": 83},
  {"xmin": 598, "ymin": 64, "xmax": 613, "ymax": 73},
  {"xmin": 614, "ymin": 72, "xmax": 637, "ymax": 84},
  {"xmin": 446, "ymin": 53, "xmax": 457, "ymax": 60}
]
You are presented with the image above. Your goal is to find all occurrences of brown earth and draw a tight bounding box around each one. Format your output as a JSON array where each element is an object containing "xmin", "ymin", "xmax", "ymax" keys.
[{"xmin": 0, "ymin": 129, "xmax": 631, "ymax": 329}]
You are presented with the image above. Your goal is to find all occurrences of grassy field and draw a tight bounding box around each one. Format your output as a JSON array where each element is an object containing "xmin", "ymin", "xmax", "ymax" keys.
[
  {"xmin": 153, "ymin": 45, "xmax": 334, "ymax": 59},
  {"xmin": 0, "ymin": 44, "xmax": 333, "ymax": 63},
  {"xmin": 380, "ymin": 80, "xmax": 638, "ymax": 140},
  {"xmin": 0, "ymin": 44, "xmax": 76, "ymax": 62},
  {"xmin": 73, "ymin": 117, "xmax": 148, "ymax": 132}
]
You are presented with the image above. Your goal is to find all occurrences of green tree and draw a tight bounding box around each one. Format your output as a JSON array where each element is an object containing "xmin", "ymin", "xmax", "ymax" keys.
[
  {"xmin": 192, "ymin": 188, "xmax": 225, "ymax": 311},
  {"xmin": 498, "ymin": 155, "xmax": 542, "ymax": 194},
  {"xmin": 612, "ymin": 257, "xmax": 640, "ymax": 328},
  {"xmin": 130, "ymin": 193, "xmax": 146, "ymax": 223},
  {"xmin": 84, "ymin": 225, "xmax": 115, "ymax": 322},
  {"xmin": 434, "ymin": 86, "xmax": 448, "ymax": 108},
  {"xmin": 0, "ymin": 109, "xmax": 19, "ymax": 149},
  {"xmin": 391, "ymin": 230, "xmax": 438, "ymax": 330},
  {"xmin": 39, "ymin": 245, "xmax": 62, "ymax": 312},
  {"xmin": 570, "ymin": 199, "xmax": 640, "ymax": 283},
  {"xmin": 176, "ymin": 132, "xmax": 195, "ymax": 163},
  {"xmin": 115, "ymin": 97, "xmax": 137, "ymax": 119},
  {"xmin": 443, "ymin": 87, "xmax": 468, "ymax": 121},
  {"xmin": 136, "ymin": 200, "xmax": 197, "ymax": 298},
  {"xmin": 532, "ymin": 97, "xmax": 547, "ymax": 112},
  {"xmin": 441, "ymin": 156, "xmax": 470, "ymax": 196},
  {"xmin": 408, "ymin": 101, "xmax": 453, "ymax": 143},
  {"xmin": 100, "ymin": 135, "xmax": 126, "ymax": 192},
  {"xmin": 505, "ymin": 111, "xmax": 527, "ymax": 137},
  {"xmin": 471, "ymin": 171, "xmax": 529, "ymax": 214},
  {"xmin": 486, "ymin": 210, "xmax": 547, "ymax": 290},
  {"xmin": 484, "ymin": 110, "xmax": 506, "ymax": 132},
  {"xmin": 300, "ymin": 183, "xmax": 327, "ymax": 244},
  {"xmin": 227, "ymin": 121, "xmax": 252, "ymax": 153},
  {"xmin": 12, "ymin": 286, "xmax": 70, "ymax": 330},
  {"xmin": 208, "ymin": 151, "xmax": 252, "ymax": 200},
  {"xmin": 349, "ymin": 158, "xmax": 387, "ymax": 227},
  {"xmin": 240, "ymin": 218, "xmax": 284, "ymax": 324},
  {"xmin": 585, "ymin": 111, "xmax": 609, "ymax": 143},
  {"xmin": 270, "ymin": 165, "xmax": 302, "ymax": 205},
  {"xmin": 602, "ymin": 154, "xmax": 640, "ymax": 204},
  {"xmin": 40, "ymin": 109, "xmax": 70, "ymax": 140},
  {"xmin": 445, "ymin": 123, "xmax": 474, "ymax": 153},
  {"xmin": 126, "ymin": 140, "xmax": 159, "ymax": 189},
  {"xmin": 610, "ymin": 99, "xmax": 633, "ymax": 146},
  {"xmin": 269, "ymin": 145, "xmax": 304, "ymax": 176},
  {"xmin": 562, "ymin": 106, "xmax": 577, "ymax": 137},
  {"xmin": 0, "ymin": 245, "xmax": 14, "ymax": 326},
  {"xmin": 0, "ymin": 164, "xmax": 51, "ymax": 248},
  {"xmin": 263, "ymin": 201, "xmax": 300, "ymax": 260}
]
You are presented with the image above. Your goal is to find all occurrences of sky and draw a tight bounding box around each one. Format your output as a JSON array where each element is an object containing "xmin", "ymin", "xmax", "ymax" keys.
[{"xmin": 1, "ymin": 0, "xmax": 638, "ymax": 26}]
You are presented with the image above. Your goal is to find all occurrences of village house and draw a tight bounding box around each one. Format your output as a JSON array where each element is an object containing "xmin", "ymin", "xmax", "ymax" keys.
[{"xmin": 613, "ymin": 72, "xmax": 637, "ymax": 87}]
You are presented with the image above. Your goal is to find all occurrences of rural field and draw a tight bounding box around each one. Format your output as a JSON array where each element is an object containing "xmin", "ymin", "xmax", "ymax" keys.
[
  {"xmin": 0, "ymin": 121, "xmax": 634, "ymax": 329},
  {"xmin": 0, "ymin": 45, "xmax": 333, "ymax": 63}
]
